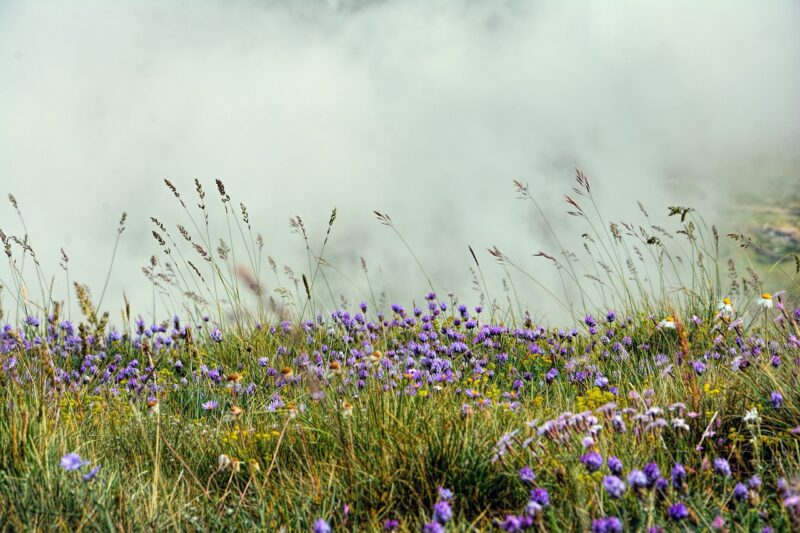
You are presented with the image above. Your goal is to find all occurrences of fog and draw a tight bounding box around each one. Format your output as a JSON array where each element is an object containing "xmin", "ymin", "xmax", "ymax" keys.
[{"xmin": 1, "ymin": 0, "xmax": 798, "ymax": 323}]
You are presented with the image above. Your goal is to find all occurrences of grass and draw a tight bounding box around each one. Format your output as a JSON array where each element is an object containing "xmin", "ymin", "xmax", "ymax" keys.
[{"xmin": 0, "ymin": 172, "xmax": 799, "ymax": 531}]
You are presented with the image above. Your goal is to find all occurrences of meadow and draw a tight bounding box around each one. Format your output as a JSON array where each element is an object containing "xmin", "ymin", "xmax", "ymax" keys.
[{"xmin": 1, "ymin": 174, "xmax": 799, "ymax": 532}]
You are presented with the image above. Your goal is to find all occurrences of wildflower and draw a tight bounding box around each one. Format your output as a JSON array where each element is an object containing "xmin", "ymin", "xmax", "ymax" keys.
[
  {"xmin": 519, "ymin": 466, "xmax": 536, "ymax": 484},
  {"xmin": 529, "ymin": 487, "xmax": 549, "ymax": 508},
  {"xmin": 713, "ymin": 458, "xmax": 731, "ymax": 478},
  {"xmin": 643, "ymin": 463, "xmax": 661, "ymax": 486},
  {"xmin": 313, "ymin": 519, "xmax": 331, "ymax": 533},
  {"xmin": 210, "ymin": 327, "xmax": 223, "ymax": 342},
  {"xmin": 607, "ymin": 456, "xmax": 623, "ymax": 475},
  {"xmin": 749, "ymin": 475, "xmax": 762, "ymax": 490},
  {"xmin": 711, "ymin": 515, "xmax": 725, "ymax": 530},
  {"xmin": 82, "ymin": 465, "xmax": 101, "ymax": 481},
  {"xmin": 581, "ymin": 451, "xmax": 604, "ymax": 473},
  {"xmin": 202, "ymin": 400, "xmax": 218, "ymax": 411},
  {"xmin": 743, "ymin": 408, "xmax": 760, "ymax": 423},
  {"xmin": 758, "ymin": 293, "xmax": 773, "ymax": 309},
  {"xmin": 628, "ymin": 470, "xmax": 648, "ymax": 490},
  {"xmin": 491, "ymin": 430, "xmax": 519, "ymax": 462},
  {"xmin": 60, "ymin": 452, "xmax": 89, "ymax": 471},
  {"xmin": 667, "ymin": 502, "xmax": 689, "ymax": 521},
  {"xmin": 592, "ymin": 517, "xmax": 623, "ymax": 533},
  {"xmin": 733, "ymin": 483, "xmax": 748, "ymax": 502},
  {"xmin": 717, "ymin": 297, "xmax": 733, "ymax": 315},
  {"xmin": 431, "ymin": 488, "xmax": 451, "ymax": 502},
  {"xmin": 384, "ymin": 519, "xmax": 400, "ymax": 531},
  {"xmin": 771, "ymin": 391, "xmax": 783, "ymax": 409},
  {"xmin": 671, "ymin": 463, "xmax": 686, "ymax": 489},
  {"xmin": 432, "ymin": 500, "xmax": 452, "ymax": 524},
  {"xmin": 422, "ymin": 523, "xmax": 445, "ymax": 533},
  {"xmin": 659, "ymin": 316, "xmax": 676, "ymax": 329},
  {"xmin": 602, "ymin": 475, "xmax": 626, "ymax": 499},
  {"xmin": 218, "ymin": 454, "xmax": 233, "ymax": 470}
]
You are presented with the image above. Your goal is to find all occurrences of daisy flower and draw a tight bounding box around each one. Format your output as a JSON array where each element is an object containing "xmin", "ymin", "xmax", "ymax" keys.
[
  {"xmin": 659, "ymin": 316, "xmax": 676, "ymax": 329},
  {"xmin": 759, "ymin": 293, "xmax": 773, "ymax": 309}
]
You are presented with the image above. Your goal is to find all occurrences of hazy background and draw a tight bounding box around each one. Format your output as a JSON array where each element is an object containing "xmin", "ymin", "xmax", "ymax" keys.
[{"xmin": 1, "ymin": 0, "xmax": 799, "ymax": 323}]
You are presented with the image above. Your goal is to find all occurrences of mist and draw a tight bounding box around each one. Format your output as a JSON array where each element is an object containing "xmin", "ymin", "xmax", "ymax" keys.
[{"xmin": 1, "ymin": 0, "xmax": 798, "ymax": 323}]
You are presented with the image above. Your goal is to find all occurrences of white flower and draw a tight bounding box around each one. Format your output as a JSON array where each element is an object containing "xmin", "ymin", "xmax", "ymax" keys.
[
  {"xmin": 218, "ymin": 454, "xmax": 232, "ymax": 470},
  {"xmin": 717, "ymin": 297, "xmax": 733, "ymax": 315},
  {"xmin": 758, "ymin": 293, "xmax": 773, "ymax": 309},
  {"xmin": 743, "ymin": 407, "xmax": 761, "ymax": 424},
  {"xmin": 672, "ymin": 418, "xmax": 690, "ymax": 431},
  {"xmin": 659, "ymin": 316, "xmax": 676, "ymax": 329}
]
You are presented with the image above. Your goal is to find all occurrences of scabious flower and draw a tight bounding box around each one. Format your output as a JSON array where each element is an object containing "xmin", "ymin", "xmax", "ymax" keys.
[
  {"xmin": 667, "ymin": 502, "xmax": 689, "ymax": 521},
  {"xmin": 422, "ymin": 522, "xmax": 445, "ymax": 533},
  {"xmin": 643, "ymin": 463, "xmax": 661, "ymax": 486},
  {"xmin": 60, "ymin": 452, "xmax": 89, "ymax": 471},
  {"xmin": 671, "ymin": 463, "xmax": 686, "ymax": 490},
  {"xmin": 313, "ymin": 520, "xmax": 331, "ymax": 533},
  {"xmin": 592, "ymin": 516, "xmax": 623, "ymax": 533},
  {"xmin": 771, "ymin": 391, "xmax": 783, "ymax": 409},
  {"xmin": 608, "ymin": 456, "xmax": 623, "ymax": 476},
  {"xmin": 432, "ymin": 500, "xmax": 452, "ymax": 524},
  {"xmin": 733, "ymin": 483, "xmax": 748, "ymax": 502},
  {"xmin": 519, "ymin": 466, "xmax": 536, "ymax": 484},
  {"xmin": 525, "ymin": 487, "xmax": 550, "ymax": 515},
  {"xmin": 713, "ymin": 458, "xmax": 731, "ymax": 478},
  {"xmin": 438, "ymin": 487, "xmax": 453, "ymax": 501},
  {"xmin": 602, "ymin": 475, "xmax": 626, "ymax": 499},
  {"xmin": 210, "ymin": 327, "xmax": 223, "ymax": 342},
  {"xmin": 581, "ymin": 452, "xmax": 604, "ymax": 473},
  {"xmin": 628, "ymin": 470, "xmax": 649, "ymax": 490}
]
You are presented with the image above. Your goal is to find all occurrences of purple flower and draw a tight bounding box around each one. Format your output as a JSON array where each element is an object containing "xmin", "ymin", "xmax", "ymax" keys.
[
  {"xmin": 313, "ymin": 519, "xmax": 331, "ymax": 533},
  {"xmin": 530, "ymin": 487, "xmax": 549, "ymax": 507},
  {"xmin": 82, "ymin": 465, "xmax": 101, "ymax": 481},
  {"xmin": 592, "ymin": 517, "xmax": 623, "ymax": 533},
  {"xmin": 210, "ymin": 327, "xmax": 223, "ymax": 342},
  {"xmin": 432, "ymin": 500, "xmax": 452, "ymax": 524},
  {"xmin": 607, "ymin": 456, "xmax": 623, "ymax": 475},
  {"xmin": 667, "ymin": 502, "xmax": 689, "ymax": 521},
  {"xmin": 581, "ymin": 452, "xmax": 604, "ymax": 473},
  {"xmin": 643, "ymin": 463, "xmax": 661, "ymax": 486},
  {"xmin": 713, "ymin": 458, "xmax": 731, "ymax": 478},
  {"xmin": 628, "ymin": 470, "xmax": 648, "ymax": 489},
  {"xmin": 519, "ymin": 466, "xmax": 536, "ymax": 483},
  {"xmin": 770, "ymin": 391, "xmax": 783, "ymax": 409},
  {"xmin": 423, "ymin": 522, "xmax": 445, "ymax": 533},
  {"xmin": 733, "ymin": 482, "xmax": 748, "ymax": 502},
  {"xmin": 60, "ymin": 452, "xmax": 89, "ymax": 471},
  {"xmin": 384, "ymin": 519, "xmax": 399, "ymax": 531},
  {"xmin": 202, "ymin": 400, "xmax": 218, "ymax": 411},
  {"xmin": 670, "ymin": 464, "xmax": 686, "ymax": 491},
  {"xmin": 602, "ymin": 475, "xmax": 626, "ymax": 499},
  {"xmin": 437, "ymin": 487, "xmax": 453, "ymax": 501}
]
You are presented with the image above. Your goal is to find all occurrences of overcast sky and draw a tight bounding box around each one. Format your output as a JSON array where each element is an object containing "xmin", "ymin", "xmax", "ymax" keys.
[{"xmin": 1, "ymin": 0, "xmax": 798, "ymax": 323}]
